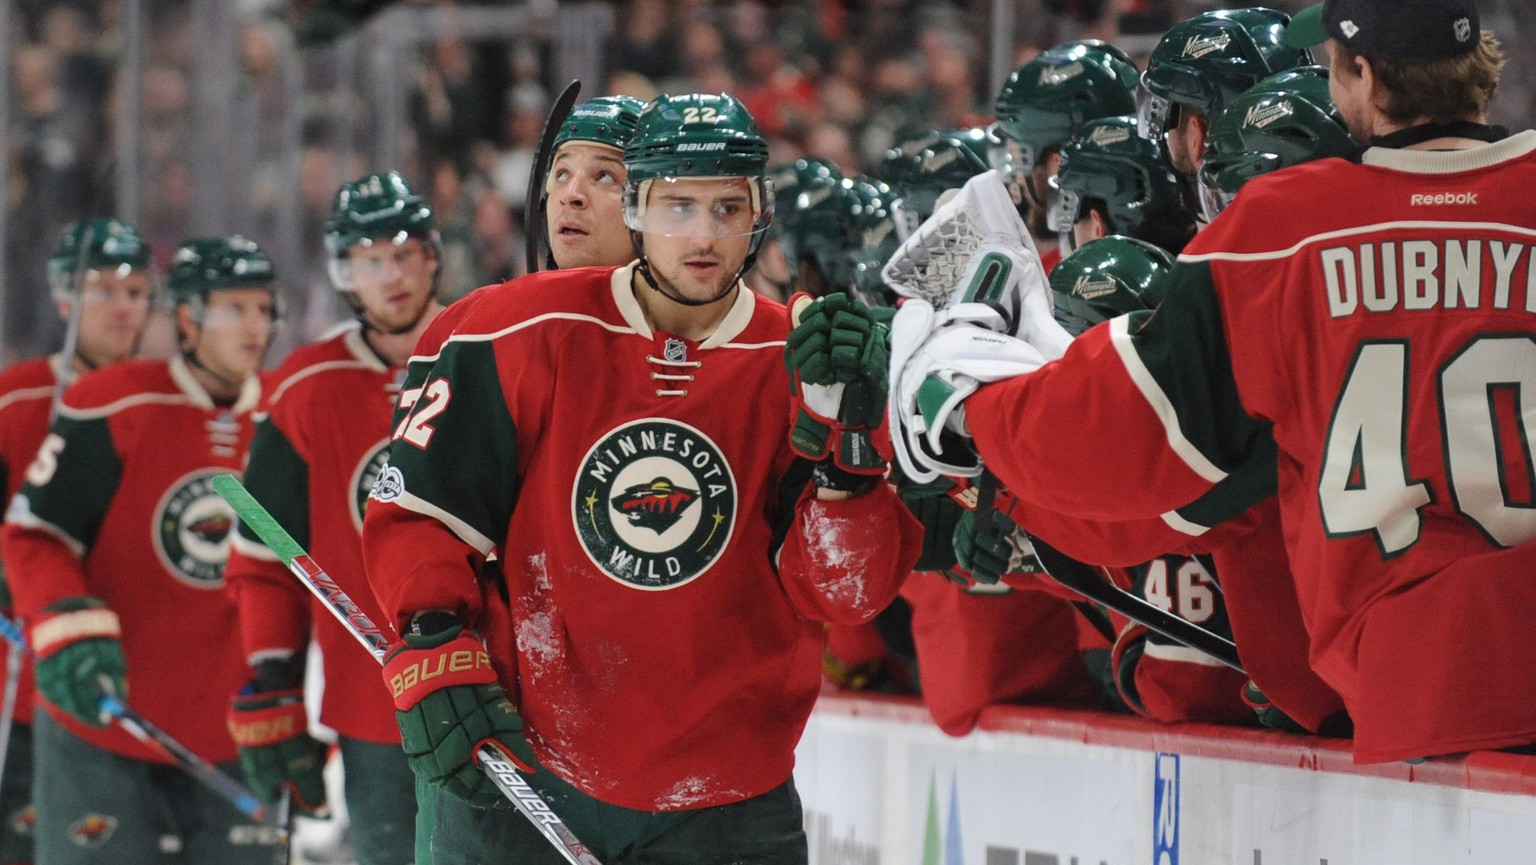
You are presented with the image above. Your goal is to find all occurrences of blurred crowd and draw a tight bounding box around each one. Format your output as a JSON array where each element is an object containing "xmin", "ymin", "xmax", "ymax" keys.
[{"xmin": 3, "ymin": 0, "xmax": 1534, "ymax": 362}]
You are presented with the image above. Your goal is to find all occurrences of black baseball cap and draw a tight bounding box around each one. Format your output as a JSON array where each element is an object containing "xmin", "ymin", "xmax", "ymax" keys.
[{"xmin": 1285, "ymin": 0, "xmax": 1481, "ymax": 57}]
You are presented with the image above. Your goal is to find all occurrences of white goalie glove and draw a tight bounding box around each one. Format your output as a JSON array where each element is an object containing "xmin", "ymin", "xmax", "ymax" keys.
[
  {"xmin": 881, "ymin": 169, "xmax": 1073, "ymax": 361},
  {"xmin": 887, "ymin": 298, "xmax": 1051, "ymax": 484}
]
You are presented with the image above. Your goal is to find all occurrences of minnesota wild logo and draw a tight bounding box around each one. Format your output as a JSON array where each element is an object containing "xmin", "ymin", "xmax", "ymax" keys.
[
  {"xmin": 154, "ymin": 468, "xmax": 236, "ymax": 589},
  {"xmin": 350, "ymin": 439, "xmax": 392, "ymax": 531},
  {"xmin": 573, "ymin": 419, "xmax": 736, "ymax": 589}
]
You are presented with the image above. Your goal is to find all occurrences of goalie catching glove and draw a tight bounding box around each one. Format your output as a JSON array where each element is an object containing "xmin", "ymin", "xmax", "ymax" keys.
[
  {"xmin": 31, "ymin": 596, "xmax": 127, "ymax": 727},
  {"xmin": 786, "ymin": 292, "xmax": 891, "ymax": 483},
  {"xmin": 382, "ymin": 617, "xmax": 538, "ymax": 809},
  {"xmin": 887, "ymin": 299, "xmax": 1051, "ymax": 484}
]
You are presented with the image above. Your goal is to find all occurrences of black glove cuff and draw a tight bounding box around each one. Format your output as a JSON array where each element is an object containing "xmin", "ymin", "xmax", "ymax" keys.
[
  {"xmin": 813, "ymin": 460, "xmax": 877, "ymax": 493},
  {"xmin": 408, "ymin": 610, "xmax": 462, "ymax": 638},
  {"xmin": 252, "ymin": 651, "xmax": 306, "ymax": 693}
]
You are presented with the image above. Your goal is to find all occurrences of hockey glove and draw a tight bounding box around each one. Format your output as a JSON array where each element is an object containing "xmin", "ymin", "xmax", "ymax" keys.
[
  {"xmin": 896, "ymin": 475, "xmax": 962, "ymax": 573},
  {"xmin": 31, "ymin": 596, "xmax": 127, "ymax": 727},
  {"xmin": 786, "ymin": 292, "xmax": 890, "ymax": 476},
  {"xmin": 951, "ymin": 507, "xmax": 1045, "ymax": 585},
  {"xmin": 383, "ymin": 622, "xmax": 537, "ymax": 810},
  {"xmin": 228, "ymin": 680, "xmax": 329, "ymax": 816}
]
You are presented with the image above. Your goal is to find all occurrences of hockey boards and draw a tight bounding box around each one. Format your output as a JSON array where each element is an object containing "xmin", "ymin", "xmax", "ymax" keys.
[{"xmin": 212, "ymin": 474, "xmax": 605, "ymax": 865}]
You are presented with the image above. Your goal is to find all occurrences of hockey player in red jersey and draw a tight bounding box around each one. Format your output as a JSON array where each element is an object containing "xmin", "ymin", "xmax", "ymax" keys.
[
  {"xmin": 223, "ymin": 172, "xmax": 444, "ymax": 864},
  {"xmin": 541, "ymin": 95, "xmax": 647, "ymax": 271},
  {"xmin": 363, "ymin": 92, "xmax": 920, "ymax": 864},
  {"xmin": 893, "ymin": 0, "xmax": 1536, "ymax": 764},
  {"xmin": 3, "ymin": 236, "xmax": 279, "ymax": 863},
  {"xmin": 0, "ymin": 219, "xmax": 155, "ymax": 865}
]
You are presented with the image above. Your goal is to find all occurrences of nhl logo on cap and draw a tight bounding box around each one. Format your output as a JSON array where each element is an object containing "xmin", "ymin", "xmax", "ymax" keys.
[
  {"xmin": 1454, "ymin": 16, "xmax": 1472, "ymax": 41},
  {"xmin": 1284, "ymin": 0, "xmax": 1481, "ymax": 58}
]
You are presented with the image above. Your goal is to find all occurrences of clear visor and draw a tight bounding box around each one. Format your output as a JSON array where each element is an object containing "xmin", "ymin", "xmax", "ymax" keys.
[
  {"xmin": 623, "ymin": 176, "xmax": 773, "ymax": 239},
  {"xmin": 51, "ymin": 263, "xmax": 157, "ymax": 303},
  {"xmin": 328, "ymin": 234, "xmax": 424, "ymax": 292},
  {"xmin": 1136, "ymin": 81, "xmax": 1173, "ymax": 142},
  {"xmin": 1196, "ymin": 170, "xmax": 1238, "ymax": 222}
]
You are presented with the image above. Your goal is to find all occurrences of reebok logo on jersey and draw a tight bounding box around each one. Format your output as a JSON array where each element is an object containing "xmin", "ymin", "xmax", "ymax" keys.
[
  {"xmin": 1410, "ymin": 192, "xmax": 1478, "ymax": 206},
  {"xmin": 1038, "ymin": 61, "xmax": 1085, "ymax": 87},
  {"xmin": 574, "ymin": 419, "xmax": 737, "ymax": 590},
  {"xmin": 1182, "ymin": 32, "xmax": 1231, "ymax": 58},
  {"xmin": 1243, "ymin": 100, "xmax": 1294, "ymax": 130}
]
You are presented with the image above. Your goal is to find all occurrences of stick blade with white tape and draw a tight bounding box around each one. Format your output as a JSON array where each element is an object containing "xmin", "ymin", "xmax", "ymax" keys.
[{"xmin": 210, "ymin": 474, "xmax": 606, "ymax": 865}]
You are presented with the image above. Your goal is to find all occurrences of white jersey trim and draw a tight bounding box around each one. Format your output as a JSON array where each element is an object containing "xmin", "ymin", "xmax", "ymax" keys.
[
  {"xmin": 1108, "ymin": 316, "xmax": 1228, "ymax": 485},
  {"xmin": 1160, "ymin": 510, "xmax": 1212, "ymax": 537},
  {"xmin": 0, "ymin": 384, "xmax": 54, "ymax": 417},
  {"xmin": 446, "ymin": 311, "xmax": 641, "ymax": 346},
  {"xmin": 1179, "ymin": 219, "xmax": 1536, "ymax": 264},
  {"xmin": 266, "ymin": 344, "xmax": 386, "ymax": 408},
  {"xmin": 1361, "ymin": 130, "xmax": 1536, "ymax": 174},
  {"xmin": 391, "ymin": 489, "xmax": 497, "ymax": 556},
  {"xmin": 168, "ymin": 355, "xmax": 261, "ymax": 414},
  {"xmin": 1143, "ymin": 641, "xmax": 1230, "ymax": 668}
]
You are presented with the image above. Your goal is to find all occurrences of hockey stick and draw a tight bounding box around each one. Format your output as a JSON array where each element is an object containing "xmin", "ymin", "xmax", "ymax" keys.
[
  {"xmin": 211, "ymin": 474, "xmax": 605, "ymax": 865},
  {"xmin": 944, "ymin": 476, "xmax": 1245, "ymax": 672},
  {"xmin": 0, "ymin": 612, "xmax": 272, "ymax": 822},
  {"xmin": 524, "ymin": 79, "xmax": 582, "ymax": 275}
]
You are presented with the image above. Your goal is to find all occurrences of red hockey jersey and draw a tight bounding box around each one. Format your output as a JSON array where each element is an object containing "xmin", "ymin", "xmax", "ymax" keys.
[
  {"xmin": 0, "ymin": 356, "xmax": 63, "ymax": 727},
  {"xmin": 226, "ymin": 326, "xmax": 406, "ymax": 743},
  {"xmin": 3, "ymin": 357, "xmax": 257, "ymax": 764},
  {"xmin": 364, "ymin": 265, "xmax": 921, "ymax": 810},
  {"xmin": 971, "ymin": 133, "xmax": 1536, "ymax": 762}
]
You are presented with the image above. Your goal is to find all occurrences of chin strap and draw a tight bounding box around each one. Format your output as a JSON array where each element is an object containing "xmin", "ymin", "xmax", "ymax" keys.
[
  {"xmin": 630, "ymin": 232, "xmax": 746, "ymax": 308},
  {"xmin": 182, "ymin": 349, "xmax": 244, "ymax": 399}
]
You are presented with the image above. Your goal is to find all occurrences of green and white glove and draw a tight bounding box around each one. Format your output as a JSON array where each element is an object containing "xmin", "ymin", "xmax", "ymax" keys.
[
  {"xmin": 952, "ymin": 508, "xmax": 1036, "ymax": 585},
  {"xmin": 382, "ymin": 619, "xmax": 537, "ymax": 809},
  {"xmin": 786, "ymin": 292, "xmax": 890, "ymax": 478},
  {"xmin": 227, "ymin": 658, "xmax": 329, "ymax": 816},
  {"xmin": 31, "ymin": 596, "xmax": 127, "ymax": 727}
]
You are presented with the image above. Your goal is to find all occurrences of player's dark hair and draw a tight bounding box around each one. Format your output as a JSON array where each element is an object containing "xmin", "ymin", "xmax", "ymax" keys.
[{"xmin": 1336, "ymin": 30, "xmax": 1504, "ymax": 125}]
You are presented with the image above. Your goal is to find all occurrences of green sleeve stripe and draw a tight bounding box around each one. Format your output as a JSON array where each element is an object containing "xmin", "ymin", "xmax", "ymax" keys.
[
  {"xmin": 1117, "ymin": 261, "xmax": 1270, "ymax": 478},
  {"xmin": 238, "ymin": 419, "xmax": 311, "ymax": 550},
  {"xmin": 17, "ymin": 415, "xmax": 120, "ymax": 551}
]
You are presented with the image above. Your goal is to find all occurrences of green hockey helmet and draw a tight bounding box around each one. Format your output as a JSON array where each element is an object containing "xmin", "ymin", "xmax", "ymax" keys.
[
  {"xmin": 993, "ymin": 40, "xmax": 1139, "ymax": 175},
  {"xmin": 47, "ymin": 218, "xmax": 155, "ymax": 299},
  {"xmin": 1139, "ymin": 8, "xmax": 1311, "ymax": 140},
  {"xmin": 553, "ymin": 95, "xmax": 646, "ymax": 154},
  {"xmin": 167, "ymin": 236, "xmax": 279, "ymax": 318},
  {"xmin": 1054, "ymin": 115, "xmax": 1195, "ymax": 256},
  {"xmin": 1198, "ymin": 66, "xmax": 1358, "ymax": 220},
  {"xmin": 1049, "ymin": 235, "xmax": 1172, "ymax": 336},
  {"xmin": 767, "ymin": 158, "xmax": 853, "ymax": 287},
  {"xmin": 324, "ymin": 172, "xmax": 436, "ymax": 288},
  {"xmin": 845, "ymin": 177, "xmax": 907, "ymax": 306},
  {"xmin": 879, "ymin": 130, "xmax": 990, "ymax": 227},
  {"xmin": 623, "ymin": 93, "xmax": 773, "ymax": 242}
]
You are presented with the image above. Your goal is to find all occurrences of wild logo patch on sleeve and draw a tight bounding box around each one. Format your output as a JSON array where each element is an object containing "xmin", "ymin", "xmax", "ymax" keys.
[
  {"xmin": 350, "ymin": 439, "xmax": 392, "ymax": 531},
  {"xmin": 573, "ymin": 419, "xmax": 737, "ymax": 589},
  {"xmin": 153, "ymin": 468, "xmax": 237, "ymax": 589}
]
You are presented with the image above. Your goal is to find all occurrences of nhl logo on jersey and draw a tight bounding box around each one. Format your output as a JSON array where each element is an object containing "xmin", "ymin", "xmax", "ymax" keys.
[
  {"xmin": 663, "ymin": 338, "xmax": 688, "ymax": 364},
  {"xmin": 573, "ymin": 419, "xmax": 737, "ymax": 589},
  {"xmin": 153, "ymin": 469, "xmax": 236, "ymax": 589},
  {"xmin": 351, "ymin": 439, "xmax": 392, "ymax": 531}
]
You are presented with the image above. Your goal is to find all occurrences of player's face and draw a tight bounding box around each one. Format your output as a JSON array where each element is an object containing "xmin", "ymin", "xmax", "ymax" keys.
[
  {"xmin": 64, "ymin": 267, "xmax": 153, "ymax": 368},
  {"xmin": 640, "ymin": 178, "xmax": 756, "ymax": 303},
  {"xmin": 546, "ymin": 143, "xmax": 633, "ymax": 269},
  {"xmin": 1166, "ymin": 108, "xmax": 1207, "ymax": 176},
  {"xmin": 188, "ymin": 288, "xmax": 274, "ymax": 383},
  {"xmin": 345, "ymin": 238, "xmax": 438, "ymax": 333}
]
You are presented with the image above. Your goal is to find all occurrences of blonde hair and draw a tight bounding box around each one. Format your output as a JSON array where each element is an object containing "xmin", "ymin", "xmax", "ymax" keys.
[{"xmin": 1336, "ymin": 30, "xmax": 1504, "ymax": 124}]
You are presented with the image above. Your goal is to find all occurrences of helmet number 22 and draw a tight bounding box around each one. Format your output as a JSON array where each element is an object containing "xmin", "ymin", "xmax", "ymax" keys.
[
  {"xmin": 682, "ymin": 106, "xmax": 721, "ymax": 125},
  {"xmin": 1318, "ymin": 336, "xmax": 1536, "ymax": 557}
]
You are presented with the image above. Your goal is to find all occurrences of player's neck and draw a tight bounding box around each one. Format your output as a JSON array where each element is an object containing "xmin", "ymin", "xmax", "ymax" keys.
[
  {"xmin": 1371, "ymin": 114, "xmax": 1493, "ymax": 151},
  {"xmin": 363, "ymin": 302, "xmax": 443, "ymax": 367},
  {"xmin": 633, "ymin": 273, "xmax": 736, "ymax": 342}
]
